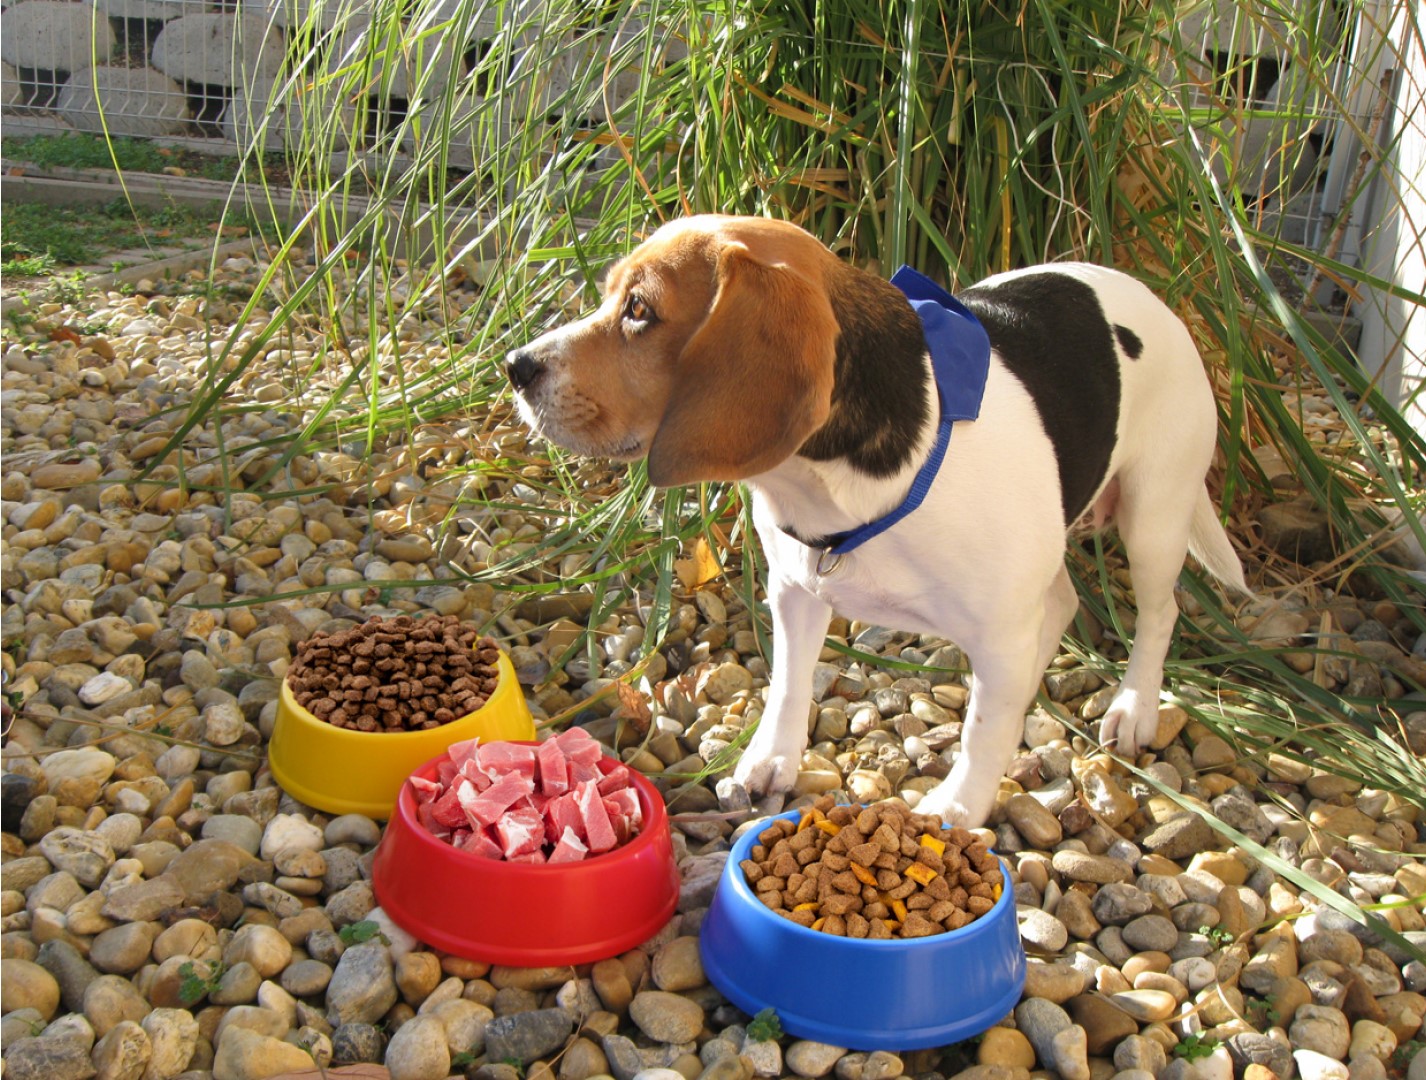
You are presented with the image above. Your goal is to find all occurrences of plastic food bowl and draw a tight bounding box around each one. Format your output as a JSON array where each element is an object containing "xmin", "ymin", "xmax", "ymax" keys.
[
  {"xmin": 269, "ymin": 650, "xmax": 536, "ymax": 820},
  {"xmin": 371, "ymin": 745, "xmax": 679, "ymax": 965},
  {"xmin": 700, "ymin": 809, "xmax": 1026, "ymax": 1051}
]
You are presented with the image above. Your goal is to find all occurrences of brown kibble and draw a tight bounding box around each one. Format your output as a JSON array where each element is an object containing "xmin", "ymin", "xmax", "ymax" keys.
[
  {"xmin": 902, "ymin": 913, "xmax": 941, "ymax": 938},
  {"xmin": 740, "ymin": 798, "xmax": 1000, "ymax": 939},
  {"xmin": 873, "ymin": 823, "xmax": 901, "ymax": 852},
  {"xmin": 823, "ymin": 892, "xmax": 863, "ymax": 916},
  {"xmin": 831, "ymin": 870, "xmax": 861, "ymax": 894},
  {"xmin": 849, "ymin": 842, "xmax": 880, "ymax": 865},
  {"xmin": 772, "ymin": 852, "xmax": 799, "ymax": 878}
]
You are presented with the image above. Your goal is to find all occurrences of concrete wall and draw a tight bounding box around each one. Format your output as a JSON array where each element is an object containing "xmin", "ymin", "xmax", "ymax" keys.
[{"xmin": 1356, "ymin": 2, "xmax": 1426, "ymax": 436}]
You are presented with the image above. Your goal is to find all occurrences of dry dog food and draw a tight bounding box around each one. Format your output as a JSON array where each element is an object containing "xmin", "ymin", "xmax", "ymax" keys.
[
  {"xmin": 287, "ymin": 614, "xmax": 500, "ymax": 731},
  {"xmin": 740, "ymin": 795, "xmax": 1004, "ymax": 938},
  {"xmin": 408, "ymin": 727, "xmax": 643, "ymax": 863}
]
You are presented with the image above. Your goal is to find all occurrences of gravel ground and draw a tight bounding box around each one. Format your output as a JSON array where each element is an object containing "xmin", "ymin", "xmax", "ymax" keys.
[{"xmin": 2, "ymin": 255, "xmax": 1425, "ymax": 1080}]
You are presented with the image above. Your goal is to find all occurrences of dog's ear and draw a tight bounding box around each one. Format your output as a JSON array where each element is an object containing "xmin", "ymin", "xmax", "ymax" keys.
[{"xmin": 646, "ymin": 240, "xmax": 837, "ymax": 487}]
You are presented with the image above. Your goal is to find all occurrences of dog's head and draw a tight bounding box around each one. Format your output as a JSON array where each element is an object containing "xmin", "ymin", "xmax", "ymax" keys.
[{"xmin": 505, "ymin": 215, "xmax": 842, "ymax": 487}]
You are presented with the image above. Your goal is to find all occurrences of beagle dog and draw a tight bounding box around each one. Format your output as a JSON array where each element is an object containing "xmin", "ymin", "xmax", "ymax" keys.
[{"xmin": 506, "ymin": 215, "xmax": 1248, "ymax": 828}]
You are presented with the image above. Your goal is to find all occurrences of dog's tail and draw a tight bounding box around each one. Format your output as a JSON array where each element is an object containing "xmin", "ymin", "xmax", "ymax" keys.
[{"xmin": 1188, "ymin": 486, "xmax": 1252, "ymax": 595}]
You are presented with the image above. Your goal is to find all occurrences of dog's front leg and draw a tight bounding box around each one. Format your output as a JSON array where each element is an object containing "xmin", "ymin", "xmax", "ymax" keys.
[
  {"xmin": 917, "ymin": 631, "xmax": 1045, "ymax": 828},
  {"xmin": 732, "ymin": 578, "xmax": 832, "ymax": 798}
]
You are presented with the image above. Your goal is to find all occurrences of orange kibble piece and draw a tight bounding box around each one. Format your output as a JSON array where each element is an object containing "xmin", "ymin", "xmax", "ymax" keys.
[
  {"xmin": 905, "ymin": 862, "xmax": 938, "ymax": 887},
  {"xmin": 850, "ymin": 862, "xmax": 879, "ymax": 887}
]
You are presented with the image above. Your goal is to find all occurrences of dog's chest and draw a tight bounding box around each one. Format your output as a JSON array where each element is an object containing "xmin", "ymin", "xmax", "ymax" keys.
[{"xmin": 763, "ymin": 526, "xmax": 974, "ymax": 639}]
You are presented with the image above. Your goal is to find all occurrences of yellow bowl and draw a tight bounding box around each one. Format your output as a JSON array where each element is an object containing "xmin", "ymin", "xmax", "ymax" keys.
[{"xmin": 268, "ymin": 649, "xmax": 535, "ymax": 819}]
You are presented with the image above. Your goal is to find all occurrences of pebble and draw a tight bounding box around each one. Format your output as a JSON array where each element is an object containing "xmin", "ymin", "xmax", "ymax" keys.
[
  {"xmin": 384, "ymin": 1016, "xmax": 450, "ymax": 1080},
  {"xmin": 213, "ymin": 1025, "xmax": 315, "ymax": 1080},
  {"xmin": 3, "ymin": 957, "xmax": 62, "ymax": 1018},
  {"xmin": 630, "ymin": 991, "xmax": 704, "ymax": 1044},
  {"xmin": 785, "ymin": 1041, "xmax": 847, "ymax": 1077},
  {"xmin": 326, "ymin": 942, "xmax": 398, "ymax": 1025},
  {"xmin": 483, "ymin": 1009, "xmax": 575, "ymax": 1064}
]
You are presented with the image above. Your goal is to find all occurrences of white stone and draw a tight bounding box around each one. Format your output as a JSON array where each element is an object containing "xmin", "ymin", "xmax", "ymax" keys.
[
  {"xmin": 259, "ymin": 813, "xmax": 325, "ymax": 860},
  {"xmin": 94, "ymin": 0, "xmax": 205, "ymax": 20},
  {"xmin": 79, "ymin": 671, "xmax": 136, "ymax": 706},
  {"xmin": 325, "ymin": 16, "xmax": 461, "ymax": 103},
  {"xmin": 151, "ymin": 14, "xmax": 284, "ymax": 88},
  {"xmin": 1295, "ymin": 1050, "xmax": 1351, "ymax": 1080},
  {"xmin": 57, "ymin": 66, "xmax": 191, "ymax": 137},
  {"xmin": 40, "ymin": 746, "xmax": 117, "ymax": 787},
  {"xmin": 0, "ymin": 2, "xmax": 116, "ymax": 71}
]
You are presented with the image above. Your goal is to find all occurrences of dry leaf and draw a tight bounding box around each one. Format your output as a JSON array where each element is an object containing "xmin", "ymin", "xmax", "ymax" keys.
[
  {"xmin": 50, "ymin": 326, "xmax": 82, "ymax": 344},
  {"xmin": 616, "ymin": 680, "xmax": 652, "ymax": 735}
]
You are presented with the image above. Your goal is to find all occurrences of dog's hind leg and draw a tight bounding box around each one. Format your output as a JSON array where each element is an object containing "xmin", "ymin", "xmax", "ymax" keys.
[{"xmin": 1098, "ymin": 475, "xmax": 1198, "ymax": 758}]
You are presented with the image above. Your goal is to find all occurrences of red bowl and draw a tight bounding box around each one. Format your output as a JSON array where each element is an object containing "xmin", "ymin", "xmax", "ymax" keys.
[{"xmin": 371, "ymin": 743, "xmax": 680, "ymax": 965}]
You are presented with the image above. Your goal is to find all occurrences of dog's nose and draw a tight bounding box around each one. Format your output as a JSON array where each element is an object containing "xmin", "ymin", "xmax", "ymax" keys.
[{"xmin": 505, "ymin": 349, "xmax": 546, "ymax": 393}]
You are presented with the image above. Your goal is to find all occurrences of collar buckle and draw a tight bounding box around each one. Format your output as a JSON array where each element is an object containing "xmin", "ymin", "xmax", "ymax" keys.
[{"xmin": 816, "ymin": 548, "xmax": 844, "ymax": 576}]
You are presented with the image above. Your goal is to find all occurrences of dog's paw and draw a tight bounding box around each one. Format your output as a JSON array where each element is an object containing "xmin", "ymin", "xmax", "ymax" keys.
[
  {"xmin": 1100, "ymin": 689, "xmax": 1159, "ymax": 758},
  {"xmin": 913, "ymin": 789, "xmax": 973, "ymax": 828},
  {"xmin": 731, "ymin": 748, "xmax": 800, "ymax": 799}
]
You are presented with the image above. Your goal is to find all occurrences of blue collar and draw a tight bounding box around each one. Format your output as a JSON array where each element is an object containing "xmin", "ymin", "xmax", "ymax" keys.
[{"xmin": 809, "ymin": 265, "xmax": 990, "ymax": 563}]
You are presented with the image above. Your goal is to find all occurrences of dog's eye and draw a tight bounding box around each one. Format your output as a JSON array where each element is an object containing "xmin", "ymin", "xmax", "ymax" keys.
[{"xmin": 623, "ymin": 294, "xmax": 654, "ymax": 325}]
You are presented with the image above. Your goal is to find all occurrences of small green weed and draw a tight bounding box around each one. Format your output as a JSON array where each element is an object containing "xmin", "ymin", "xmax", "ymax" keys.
[
  {"xmin": 1173, "ymin": 1034, "xmax": 1220, "ymax": 1062},
  {"xmin": 1389, "ymin": 1041, "xmax": 1424, "ymax": 1079},
  {"xmin": 177, "ymin": 959, "xmax": 226, "ymax": 1006},
  {"xmin": 1199, "ymin": 924, "xmax": 1235, "ymax": 947},
  {"xmin": 745, "ymin": 1007, "xmax": 783, "ymax": 1042},
  {"xmin": 338, "ymin": 919, "xmax": 390, "ymax": 946},
  {"xmin": 450, "ymin": 1052, "xmax": 478, "ymax": 1071}
]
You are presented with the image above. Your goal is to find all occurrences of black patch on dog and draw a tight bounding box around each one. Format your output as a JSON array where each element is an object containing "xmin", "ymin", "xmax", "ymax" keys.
[
  {"xmin": 798, "ymin": 264, "xmax": 930, "ymax": 477},
  {"xmin": 1114, "ymin": 324, "xmax": 1143, "ymax": 359},
  {"xmin": 959, "ymin": 272, "xmax": 1121, "ymax": 525}
]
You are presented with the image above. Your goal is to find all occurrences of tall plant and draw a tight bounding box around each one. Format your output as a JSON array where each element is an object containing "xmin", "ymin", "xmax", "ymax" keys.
[{"xmin": 163, "ymin": 0, "xmax": 1423, "ymax": 802}]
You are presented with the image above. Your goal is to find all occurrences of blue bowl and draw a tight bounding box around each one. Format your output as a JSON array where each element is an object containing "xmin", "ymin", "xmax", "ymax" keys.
[{"xmin": 700, "ymin": 809, "xmax": 1026, "ymax": 1051}]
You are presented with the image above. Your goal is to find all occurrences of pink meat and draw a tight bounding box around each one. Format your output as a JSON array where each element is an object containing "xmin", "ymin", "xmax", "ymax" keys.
[
  {"xmin": 457, "ymin": 758, "xmax": 493, "ymax": 792},
  {"xmin": 464, "ymin": 770, "xmax": 534, "ymax": 827},
  {"xmin": 568, "ymin": 759, "xmax": 601, "ymax": 785},
  {"xmin": 543, "ymin": 792, "xmax": 585, "ymax": 845},
  {"xmin": 475, "ymin": 741, "xmax": 537, "ymax": 783},
  {"xmin": 456, "ymin": 826, "xmax": 504, "ymax": 860},
  {"xmin": 409, "ymin": 775, "xmax": 442, "ymax": 804},
  {"xmin": 430, "ymin": 781, "xmax": 470, "ymax": 828},
  {"xmin": 536, "ymin": 738, "xmax": 570, "ymax": 797},
  {"xmin": 603, "ymin": 786, "xmax": 643, "ymax": 829},
  {"xmin": 556, "ymin": 726, "xmax": 604, "ymax": 766},
  {"xmin": 447, "ymin": 738, "xmax": 481, "ymax": 771},
  {"xmin": 596, "ymin": 763, "xmax": 631, "ymax": 795},
  {"xmin": 436, "ymin": 758, "xmax": 459, "ymax": 787},
  {"xmin": 494, "ymin": 807, "xmax": 546, "ymax": 858},
  {"xmin": 507, "ymin": 850, "xmax": 547, "ymax": 864},
  {"xmin": 576, "ymin": 779, "xmax": 617, "ymax": 853},
  {"xmin": 548, "ymin": 826, "xmax": 589, "ymax": 864},
  {"xmin": 416, "ymin": 802, "xmax": 450, "ymax": 838}
]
